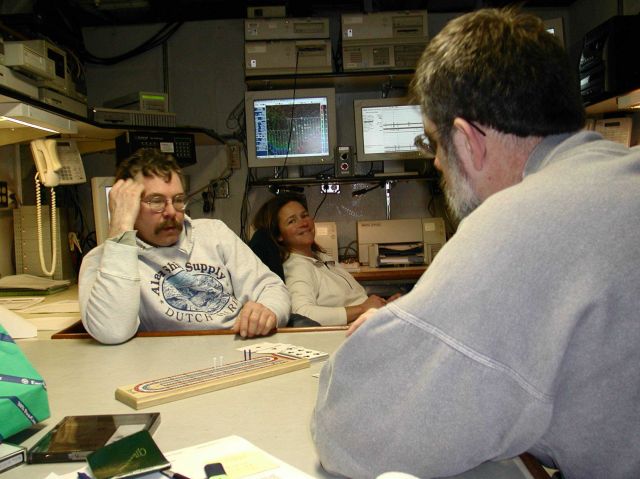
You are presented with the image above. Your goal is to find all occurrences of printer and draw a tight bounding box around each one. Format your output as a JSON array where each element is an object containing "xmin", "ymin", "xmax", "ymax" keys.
[{"xmin": 357, "ymin": 217, "xmax": 446, "ymax": 267}]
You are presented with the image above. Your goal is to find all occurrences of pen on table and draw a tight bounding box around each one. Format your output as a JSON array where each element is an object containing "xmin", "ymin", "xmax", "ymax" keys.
[{"xmin": 161, "ymin": 470, "xmax": 192, "ymax": 479}]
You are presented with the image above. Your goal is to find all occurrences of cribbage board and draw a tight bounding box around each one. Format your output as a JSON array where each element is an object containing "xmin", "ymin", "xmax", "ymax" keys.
[{"xmin": 115, "ymin": 354, "xmax": 309, "ymax": 409}]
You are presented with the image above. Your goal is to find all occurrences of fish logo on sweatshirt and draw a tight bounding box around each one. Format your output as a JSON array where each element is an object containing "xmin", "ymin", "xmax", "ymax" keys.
[{"xmin": 161, "ymin": 269, "xmax": 239, "ymax": 314}]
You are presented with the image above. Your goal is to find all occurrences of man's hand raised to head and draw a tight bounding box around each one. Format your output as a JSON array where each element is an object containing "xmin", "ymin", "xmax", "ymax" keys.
[{"xmin": 107, "ymin": 178, "xmax": 145, "ymax": 237}]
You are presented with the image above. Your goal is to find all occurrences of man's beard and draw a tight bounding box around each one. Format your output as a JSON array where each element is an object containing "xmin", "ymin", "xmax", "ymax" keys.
[{"xmin": 440, "ymin": 144, "xmax": 481, "ymax": 221}]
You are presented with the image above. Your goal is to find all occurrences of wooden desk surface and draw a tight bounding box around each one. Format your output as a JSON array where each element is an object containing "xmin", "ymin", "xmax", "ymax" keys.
[
  {"xmin": 351, "ymin": 265, "xmax": 427, "ymax": 282},
  {"xmin": 8, "ymin": 333, "xmax": 548, "ymax": 479}
]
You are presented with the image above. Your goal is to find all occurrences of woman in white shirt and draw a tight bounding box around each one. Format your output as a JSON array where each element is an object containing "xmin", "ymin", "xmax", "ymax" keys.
[{"xmin": 252, "ymin": 194, "xmax": 397, "ymax": 326}]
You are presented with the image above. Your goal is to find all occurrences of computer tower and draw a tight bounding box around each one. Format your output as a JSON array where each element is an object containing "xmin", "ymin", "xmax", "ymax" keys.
[
  {"xmin": 244, "ymin": 39, "xmax": 332, "ymax": 76},
  {"xmin": 341, "ymin": 10, "xmax": 428, "ymax": 72},
  {"xmin": 245, "ymin": 17, "xmax": 330, "ymax": 41}
]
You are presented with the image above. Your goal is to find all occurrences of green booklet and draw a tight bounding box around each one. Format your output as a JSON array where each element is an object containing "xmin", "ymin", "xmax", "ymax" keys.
[{"xmin": 87, "ymin": 430, "xmax": 170, "ymax": 479}]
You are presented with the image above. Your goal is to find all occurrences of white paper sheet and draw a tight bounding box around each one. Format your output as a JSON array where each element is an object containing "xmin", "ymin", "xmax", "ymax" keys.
[
  {"xmin": 0, "ymin": 297, "xmax": 45, "ymax": 310},
  {"xmin": 22, "ymin": 300, "xmax": 80, "ymax": 314},
  {"xmin": 0, "ymin": 304, "xmax": 37, "ymax": 338},
  {"xmin": 44, "ymin": 435, "xmax": 314, "ymax": 479}
]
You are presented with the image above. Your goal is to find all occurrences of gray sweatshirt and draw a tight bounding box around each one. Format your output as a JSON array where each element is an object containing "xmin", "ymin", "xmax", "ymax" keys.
[
  {"xmin": 79, "ymin": 217, "xmax": 291, "ymax": 344},
  {"xmin": 312, "ymin": 131, "xmax": 640, "ymax": 479}
]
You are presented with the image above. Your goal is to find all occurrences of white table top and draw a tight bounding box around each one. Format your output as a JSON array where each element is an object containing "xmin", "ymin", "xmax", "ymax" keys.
[{"xmin": 6, "ymin": 331, "xmax": 544, "ymax": 479}]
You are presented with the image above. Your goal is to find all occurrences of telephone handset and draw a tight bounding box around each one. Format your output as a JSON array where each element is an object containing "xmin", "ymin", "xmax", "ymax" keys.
[
  {"xmin": 30, "ymin": 139, "xmax": 86, "ymax": 187},
  {"xmin": 29, "ymin": 139, "xmax": 86, "ymax": 277}
]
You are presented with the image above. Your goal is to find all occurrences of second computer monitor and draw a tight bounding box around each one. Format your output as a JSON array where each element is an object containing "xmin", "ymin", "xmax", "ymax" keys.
[
  {"xmin": 91, "ymin": 176, "xmax": 115, "ymax": 245},
  {"xmin": 354, "ymin": 97, "xmax": 426, "ymax": 171},
  {"xmin": 245, "ymin": 88, "xmax": 337, "ymax": 169}
]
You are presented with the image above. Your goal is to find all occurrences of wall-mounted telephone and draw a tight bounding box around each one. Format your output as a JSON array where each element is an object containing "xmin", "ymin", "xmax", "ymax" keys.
[
  {"xmin": 30, "ymin": 139, "xmax": 86, "ymax": 187},
  {"xmin": 29, "ymin": 139, "xmax": 86, "ymax": 277}
]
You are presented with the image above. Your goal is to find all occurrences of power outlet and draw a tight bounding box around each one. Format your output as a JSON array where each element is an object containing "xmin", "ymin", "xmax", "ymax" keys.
[
  {"xmin": 320, "ymin": 183, "xmax": 340, "ymax": 194},
  {"xmin": 0, "ymin": 181, "xmax": 8, "ymax": 208},
  {"xmin": 227, "ymin": 144, "xmax": 242, "ymax": 169}
]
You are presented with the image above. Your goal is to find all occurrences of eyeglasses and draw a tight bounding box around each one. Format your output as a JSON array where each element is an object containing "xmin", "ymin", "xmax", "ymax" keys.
[
  {"xmin": 414, "ymin": 133, "xmax": 437, "ymax": 157},
  {"xmin": 141, "ymin": 194, "xmax": 188, "ymax": 213},
  {"xmin": 414, "ymin": 121, "xmax": 487, "ymax": 157}
]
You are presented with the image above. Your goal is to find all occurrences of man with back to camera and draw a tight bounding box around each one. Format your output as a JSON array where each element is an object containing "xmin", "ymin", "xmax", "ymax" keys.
[
  {"xmin": 79, "ymin": 148, "xmax": 290, "ymax": 344},
  {"xmin": 311, "ymin": 7, "xmax": 640, "ymax": 479}
]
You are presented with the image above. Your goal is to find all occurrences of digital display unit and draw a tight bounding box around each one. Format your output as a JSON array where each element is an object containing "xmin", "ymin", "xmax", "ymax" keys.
[
  {"xmin": 90, "ymin": 176, "xmax": 115, "ymax": 244},
  {"xmin": 354, "ymin": 97, "xmax": 425, "ymax": 164},
  {"xmin": 245, "ymin": 88, "xmax": 337, "ymax": 168}
]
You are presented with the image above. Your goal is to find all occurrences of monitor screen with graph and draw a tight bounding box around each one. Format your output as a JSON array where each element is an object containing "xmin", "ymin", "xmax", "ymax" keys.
[
  {"xmin": 91, "ymin": 176, "xmax": 115, "ymax": 244},
  {"xmin": 354, "ymin": 97, "xmax": 426, "ymax": 164},
  {"xmin": 245, "ymin": 88, "xmax": 337, "ymax": 168}
]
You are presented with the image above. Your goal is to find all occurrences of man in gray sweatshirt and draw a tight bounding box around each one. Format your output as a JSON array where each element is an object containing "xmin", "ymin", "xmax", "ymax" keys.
[
  {"xmin": 79, "ymin": 149, "xmax": 290, "ymax": 344},
  {"xmin": 312, "ymin": 8, "xmax": 640, "ymax": 479}
]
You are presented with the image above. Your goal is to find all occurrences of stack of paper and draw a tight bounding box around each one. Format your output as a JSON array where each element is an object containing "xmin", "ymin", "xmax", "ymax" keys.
[
  {"xmin": 0, "ymin": 275, "xmax": 70, "ymax": 296},
  {"xmin": 0, "ymin": 297, "xmax": 45, "ymax": 310},
  {"xmin": 0, "ymin": 305, "xmax": 37, "ymax": 338},
  {"xmin": 20, "ymin": 300, "xmax": 80, "ymax": 331},
  {"xmin": 44, "ymin": 435, "xmax": 314, "ymax": 479}
]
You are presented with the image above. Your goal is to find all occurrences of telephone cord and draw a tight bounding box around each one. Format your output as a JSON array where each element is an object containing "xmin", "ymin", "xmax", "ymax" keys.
[{"xmin": 35, "ymin": 173, "xmax": 58, "ymax": 277}]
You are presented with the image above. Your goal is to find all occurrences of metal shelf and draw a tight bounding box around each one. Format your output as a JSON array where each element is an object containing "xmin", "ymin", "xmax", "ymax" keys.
[
  {"xmin": 245, "ymin": 70, "xmax": 415, "ymax": 93},
  {"xmin": 0, "ymin": 86, "xmax": 225, "ymax": 152},
  {"xmin": 249, "ymin": 173, "xmax": 436, "ymax": 187},
  {"xmin": 585, "ymin": 88, "xmax": 640, "ymax": 116}
]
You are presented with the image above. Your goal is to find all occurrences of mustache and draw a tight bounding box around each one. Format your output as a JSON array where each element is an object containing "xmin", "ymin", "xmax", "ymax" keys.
[{"xmin": 154, "ymin": 219, "xmax": 183, "ymax": 234}]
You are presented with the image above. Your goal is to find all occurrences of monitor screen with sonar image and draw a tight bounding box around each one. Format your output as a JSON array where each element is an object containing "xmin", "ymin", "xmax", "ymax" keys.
[
  {"xmin": 245, "ymin": 88, "xmax": 337, "ymax": 168},
  {"xmin": 259, "ymin": 99, "xmax": 328, "ymax": 157}
]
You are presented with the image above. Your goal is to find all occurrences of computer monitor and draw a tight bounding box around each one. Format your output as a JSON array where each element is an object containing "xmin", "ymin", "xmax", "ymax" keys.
[
  {"xmin": 245, "ymin": 88, "xmax": 337, "ymax": 169},
  {"xmin": 90, "ymin": 176, "xmax": 115, "ymax": 244},
  {"xmin": 354, "ymin": 97, "xmax": 425, "ymax": 174}
]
